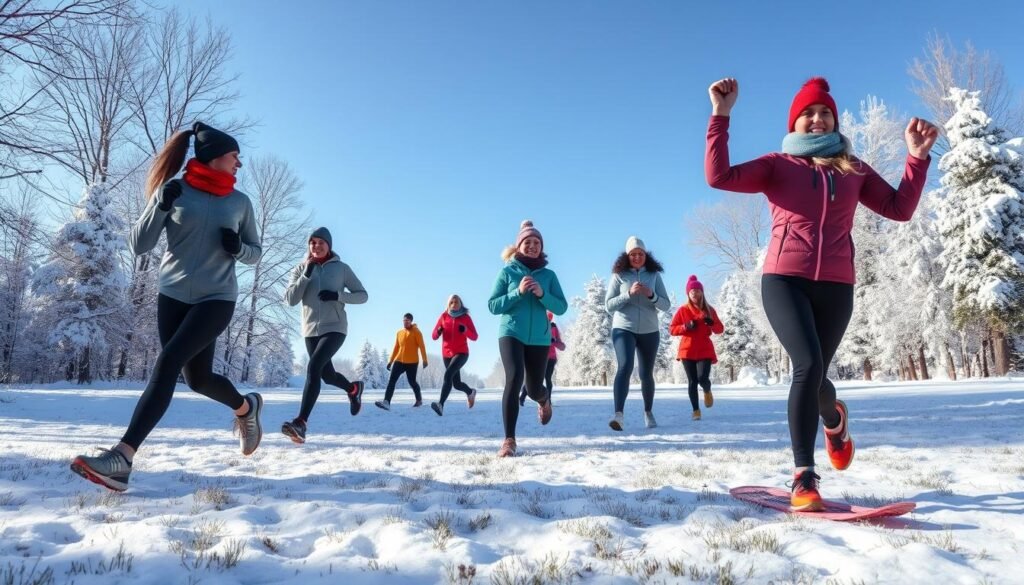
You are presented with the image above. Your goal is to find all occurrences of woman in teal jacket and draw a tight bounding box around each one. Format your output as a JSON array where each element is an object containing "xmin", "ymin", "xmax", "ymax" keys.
[{"xmin": 488, "ymin": 220, "xmax": 567, "ymax": 457}]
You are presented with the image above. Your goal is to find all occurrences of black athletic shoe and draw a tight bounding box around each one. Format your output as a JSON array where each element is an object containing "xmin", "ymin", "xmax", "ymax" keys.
[
  {"xmin": 348, "ymin": 381, "xmax": 364, "ymax": 416},
  {"xmin": 281, "ymin": 418, "xmax": 307, "ymax": 444},
  {"xmin": 431, "ymin": 402, "xmax": 443, "ymax": 416}
]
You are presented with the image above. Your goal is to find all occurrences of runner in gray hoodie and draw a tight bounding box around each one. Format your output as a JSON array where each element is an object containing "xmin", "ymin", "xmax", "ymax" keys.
[
  {"xmin": 71, "ymin": 122, "xmax": 263, "ymax": 492},
  {"xmin": 281, "ymin": 227, "xmax": 368, "ymax": 444},
  {"xmin": 605, "ymin": 236, "xmax": 670, "ymax": 431}
]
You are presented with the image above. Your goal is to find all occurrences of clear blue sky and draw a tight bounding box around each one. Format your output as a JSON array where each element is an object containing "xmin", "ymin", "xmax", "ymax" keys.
[{"xmin": 178, "ymin": 0, "xmax": 1024, "ymax": 378}]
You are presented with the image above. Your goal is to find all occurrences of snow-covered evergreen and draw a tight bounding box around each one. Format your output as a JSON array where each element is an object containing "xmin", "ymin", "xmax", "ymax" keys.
[
  {"xmin": 29, "ymin": 183, "xmax": 126, "ymax": 383},
  {"xmin": 355, "ymin": 339, "xmax": 388, "ymax": 390},
  {"xmin": 560, "ymin": 275, "xmax": 614, "ymax": 386}
]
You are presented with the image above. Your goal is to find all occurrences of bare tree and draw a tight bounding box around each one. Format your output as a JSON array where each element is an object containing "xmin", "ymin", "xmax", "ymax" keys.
[
  {"xmin": 31, "ymin": 3, "xmax": 144, "ymax": 185},
  {"xmin": 685, "ymin": 195, "xmax": 768, "ymax": 276},
  {"xmin": 0, "ymin": 0, "xmax": 130, "ymax": 181},
  {"xmin": 908, "ymin": 32, "xmax": 1024, "ymax": 154},
  {"xmin": 231, "ymin": 155, "xmax": 308, "ymax": 383},
  {"xmin": 0, "ymin": 187, "xmax": 39, "ymax": 381}
]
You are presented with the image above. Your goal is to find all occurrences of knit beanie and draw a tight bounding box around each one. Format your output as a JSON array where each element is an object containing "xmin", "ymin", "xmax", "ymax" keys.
[
  {"xmin": 192, "ymin": 121, "xmax": 240, "ymax": 164},
  {"xmin": 788, "ymin": 77, "xmax": 839, "ymax": 133},
  {"xmin": 309, "ymin": 227, "xmax": 332, "ymax": 250},
  {"xmin": 686, "ymin": 274, "xmax": 704, "ymax": 293},
  {"xmin": 516, "ymin": 220, "xmax": 543, "ymax": 250},
  {"xmin": 624, "ymin": 236, "xmax": 646, "ymax": 254}
]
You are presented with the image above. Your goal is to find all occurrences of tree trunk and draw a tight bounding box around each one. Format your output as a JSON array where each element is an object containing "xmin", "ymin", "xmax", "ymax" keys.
[
  {"xmin": 907, "ymin": 354, "xmax": 919, "ymax": 381},
  {"xmin": 77, "ymin": 346, "xmax": 91, "ymax": 384},
  {"xmin": 918, "ymin": 345, "xmax": 930, "ymax": 380},
  {"xmin": 992, "ymin": 328, "xmax": 1010, "ymax": 376},
  {"xmin": 728, "ymin": 365, "xmax": 735, "ymax": 383},
  {"xmin": 980, "ymin": 342, "xmax": 990, "ymax": 377},
  {"xmin": 943, "ymin": 342, "xmax": 956, "ymax": 380},
  {"xmin": 863, "ymin": 358, "xmax": 873, "ymax": 381}
]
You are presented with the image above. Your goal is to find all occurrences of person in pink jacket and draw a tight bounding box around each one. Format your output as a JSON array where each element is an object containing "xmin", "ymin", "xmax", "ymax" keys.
[
  {"xmin": 519, "ymin": 311, "xmax": 566, "ymax": 407},
  {"xmin": 705, "ymin": 76, "xmax": 938, "ymax": 510},
  {"xmin": 430, "ymin": 294, "xmax": 479, "ymax": 416}
]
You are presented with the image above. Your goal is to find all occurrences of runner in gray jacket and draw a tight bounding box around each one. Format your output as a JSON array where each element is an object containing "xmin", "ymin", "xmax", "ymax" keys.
[
  {"xmin": 71, "ymin": 122, "xmax": 263, "ymax": 492},
  {"xmin": 281, "ymin": 227, "xmax": 368, "ymax": 444},
  {"xmin": 605, "ymin": 236, "xmax": 670, "ymax": 431}
]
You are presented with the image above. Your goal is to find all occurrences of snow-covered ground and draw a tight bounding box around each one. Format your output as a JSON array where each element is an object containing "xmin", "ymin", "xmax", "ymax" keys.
[{"xmin": 1, "ymin": 378, "xmax": 1021, "ymax": 584}]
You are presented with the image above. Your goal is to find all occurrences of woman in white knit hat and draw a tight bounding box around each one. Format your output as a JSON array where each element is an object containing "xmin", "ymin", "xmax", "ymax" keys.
[{"xmin": 604, "ymin": 236, "xmax": 670, "ymax": 431}]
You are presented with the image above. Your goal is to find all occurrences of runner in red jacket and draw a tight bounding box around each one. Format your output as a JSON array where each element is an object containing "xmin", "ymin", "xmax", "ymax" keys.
[
  {"xmin": 670, "ymin": 275, "xmax": 724, "ymax": 421},
  {"xmin": 705, "ymin": 76, "xmax": 938, "ymax": 511},
  {"xmin": 430, "ymin": 294, "xmax": 479, "ymax": 416}
]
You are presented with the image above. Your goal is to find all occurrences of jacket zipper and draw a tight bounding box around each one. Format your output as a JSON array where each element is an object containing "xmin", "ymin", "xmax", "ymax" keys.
[{"xmin": 814, "ymin": 167, "xmax": 830, "ymax": 280}]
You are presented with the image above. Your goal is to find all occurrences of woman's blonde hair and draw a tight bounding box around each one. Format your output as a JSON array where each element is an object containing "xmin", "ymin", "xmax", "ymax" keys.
[
  {"xmin": 446, "ymin": 294, "xmax": 467, "ymax": 312},
  {"xmin": 811, "ymin": 153, "xmax": 863, "ymax": 175}
]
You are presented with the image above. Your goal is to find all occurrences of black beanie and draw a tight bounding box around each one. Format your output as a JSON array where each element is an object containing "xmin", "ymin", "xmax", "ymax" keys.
[{"xmin": 192, "ymin": 121, "xmax": 240, "ymax": 164}]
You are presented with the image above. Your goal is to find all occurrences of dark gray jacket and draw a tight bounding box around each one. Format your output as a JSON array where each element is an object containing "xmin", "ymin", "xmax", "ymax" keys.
[
  {"xmin": 284, "ymin": 255, "xmax": 368, "ymax": 337},
  {"xmin": 128, "ymin": 180, "xmax": 262, "ymax": 304}
]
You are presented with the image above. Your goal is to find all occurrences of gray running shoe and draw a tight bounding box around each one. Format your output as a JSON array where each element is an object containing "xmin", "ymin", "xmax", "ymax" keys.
[
  {"xmin": 233, "ymin": 393, "xmax": 263, "ymax": 456},
  {"xmin": 644, "ymin": 411, "xmax": 657, "ymax": 429},
  {"xmin": 70, "ymin": 448, "xmax": 132, "ymax": 492}
]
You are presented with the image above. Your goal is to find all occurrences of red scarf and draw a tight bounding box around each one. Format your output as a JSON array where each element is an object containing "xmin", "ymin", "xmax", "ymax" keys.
[{"xmin": 183, "ymin": 158, "xmax": 236, "ymax": 196}]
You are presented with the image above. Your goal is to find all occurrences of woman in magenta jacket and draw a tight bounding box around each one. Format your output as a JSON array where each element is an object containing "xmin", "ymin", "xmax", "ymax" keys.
[
  {"xmin": 430, "ymin": 294, "xmax": 479, "ymax": 416},
  {"xmin": 705, "ymin": 76, "xmax": 938, "ymax": 510}
]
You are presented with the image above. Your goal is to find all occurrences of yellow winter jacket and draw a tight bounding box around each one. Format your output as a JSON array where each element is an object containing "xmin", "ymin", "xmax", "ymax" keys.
[{"xmin": 389, "ymin": 325, "xmax": 428, "ymax": 365}]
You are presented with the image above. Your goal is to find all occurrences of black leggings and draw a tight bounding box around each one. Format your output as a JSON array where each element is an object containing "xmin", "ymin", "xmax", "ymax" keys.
[
  {"xmin": 384, "ymin": 362, "xmax": 421, "ymax": 403},
  {"xmin": 500, "ymin": 336, "xmax": 549, "ymax": 439},
  {"xmin": 121, "ymin": 294, "xmax": 243, "ymax": 449},
  {"xmin": 682, "ymin": 359, "xmax": 712, "ymax": 411},
  {"xmin": 299, "ymin": 332, "xmax": 351, "ymax": 421},
  {"xmin": 519, "ymin": 359, "xmax": 556, "ymax": 404},
  {"xmin": 611, "ymin": 329, "xmax": 659, "ymax": 413},
  {"xmin": 761, "ymin": 274, "xmax": 854, "ymax": 468},
  {"xmin": 438, "ymin": 354, "xmax": 474, "ymax": 405}
]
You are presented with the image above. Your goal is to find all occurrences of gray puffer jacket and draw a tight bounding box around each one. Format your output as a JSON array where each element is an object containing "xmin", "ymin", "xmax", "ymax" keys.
[{"xmin": 604, "ymin": 267, "xmax": 670, "ymax": 334}]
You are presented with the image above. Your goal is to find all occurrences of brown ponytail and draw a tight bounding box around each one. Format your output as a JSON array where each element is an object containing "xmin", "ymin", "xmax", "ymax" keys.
[{"xmin": 144, "ymin": 130, "xmax": 193, "ymax": 199}]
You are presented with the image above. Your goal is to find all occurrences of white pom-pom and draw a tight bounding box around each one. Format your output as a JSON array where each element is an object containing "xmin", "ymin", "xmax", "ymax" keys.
[{"xmin": 520, "ymin": 220, "xmax": 534, "ymax": 229}]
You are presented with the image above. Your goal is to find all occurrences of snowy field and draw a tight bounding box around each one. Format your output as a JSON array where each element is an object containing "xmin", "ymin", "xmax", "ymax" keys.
[{"xmin": 0, "ymin": 378, "xmax": 1022, "ymax": 585}]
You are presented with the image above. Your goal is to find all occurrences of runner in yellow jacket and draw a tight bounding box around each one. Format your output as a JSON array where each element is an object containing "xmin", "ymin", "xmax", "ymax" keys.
[{"xmin": 375, "ymin": 313, "xmax": 429, "ymax": 409}]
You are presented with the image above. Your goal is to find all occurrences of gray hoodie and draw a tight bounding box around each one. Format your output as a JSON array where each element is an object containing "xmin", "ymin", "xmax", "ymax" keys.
[
  {"xmin": 128, "ymin": 179, "xmax": 262, "ymax": 304},
  {"xmin": 605, "ymin": 268, "xmax": 670, "ymax": 334},
  {"xmin": 284, "ymin": 255, "xmax": 368, "ymax": 337}
]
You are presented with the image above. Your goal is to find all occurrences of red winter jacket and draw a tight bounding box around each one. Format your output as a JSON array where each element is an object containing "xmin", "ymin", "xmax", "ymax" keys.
[
  {"xmin": 705, "ymin": 116, "xmax": 930, "ymax": 284},
  {"xmin": 670, "ymin": 303, "xmax": 724, "ymax": 363},
  {"xmin": 548, "ymin": 323, "xmax": 566, "ymax": 361},
  {"xmin": 432, "ymin": 312, "xmax": 478, "ymax": 358}
]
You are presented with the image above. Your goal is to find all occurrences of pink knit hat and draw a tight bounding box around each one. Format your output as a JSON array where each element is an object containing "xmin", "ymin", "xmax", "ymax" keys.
[
  {"xmin": 516, "ymin": 219, "xmax": 543, "ymax": 250},
  {"xmin": 686, "ymin": 275, "xmax": 704, "ymax": 293}
]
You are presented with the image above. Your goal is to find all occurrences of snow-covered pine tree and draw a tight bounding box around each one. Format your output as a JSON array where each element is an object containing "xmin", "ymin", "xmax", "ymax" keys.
[
  {"xmin": 562, "ymin": 275, "xmax": 614, "ymax": 386},
  {"xmin": 935, "ymin": 88, "xmax": 1024, "ymax": 375},
  {"xmin": 715, "ymin": 271, "xmax": 762, "ymax": 383},
  {"xmin": 31, "ymin": 183, "xmax": 126, "ymax": 383},
  {"xmin": 355, "ymin": 339, "xmax": 388, "ymax": 389},
  {"xmin": 836, "ymin": 96, "xmax": 907, "ymax": 379},
  {"xmin": 653, "ymin": 292, "xmax": 677, "ymax": 384}
]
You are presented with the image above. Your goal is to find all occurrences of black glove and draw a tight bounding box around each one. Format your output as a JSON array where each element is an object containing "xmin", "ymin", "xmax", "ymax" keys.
[
  {"xmin": 386, "ymin": 363, "xmax": 392, "ymax": 371},
  {"xmin": 221, "ymin": 228, "xmax": 241, "ymax": 255},
  {"xmin": 458, "ymin": 324, "xmax": 466, "ymax": 333},
  {"xmin": 157, "ymin": 181, "xmax": 182, "ymax": 211},
  {"xmin": 318, "ymin": 290, "xmax": 338, "ymax": 301},
  {"xmin": 303, "ymin": 262, "xmax": 315, "ymax": 278},
  {"xmin": 436, "ymin": 326, "xmax": 444, "ymax": 336},
  {"xmin": 685, "ymin": 320, "xmax": 697, "ymax": 331},
  {"xmin": 704, "ymin": 317, "xmax": 714, "ymax": 326},
  {"xmin": 423, "ymin": 362, "xmax": 428, "ymax": 369}
]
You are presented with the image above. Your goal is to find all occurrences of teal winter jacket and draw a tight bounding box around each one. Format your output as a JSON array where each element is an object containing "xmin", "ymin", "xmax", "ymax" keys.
[{"xmin": 488, "ymin": 258, "xmax": 568, "ymax": 346}]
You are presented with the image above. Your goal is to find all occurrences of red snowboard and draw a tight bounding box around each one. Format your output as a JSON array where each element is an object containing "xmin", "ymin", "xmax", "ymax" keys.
[{"xmin": 730, "ymin": 486, "xmax": 915, "ymax": 521}]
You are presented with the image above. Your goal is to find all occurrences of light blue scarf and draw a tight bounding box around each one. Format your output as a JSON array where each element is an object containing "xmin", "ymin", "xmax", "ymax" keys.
[{"xmin": 781, "ymin": 132, "xmax": 847, "ymax": 157}]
